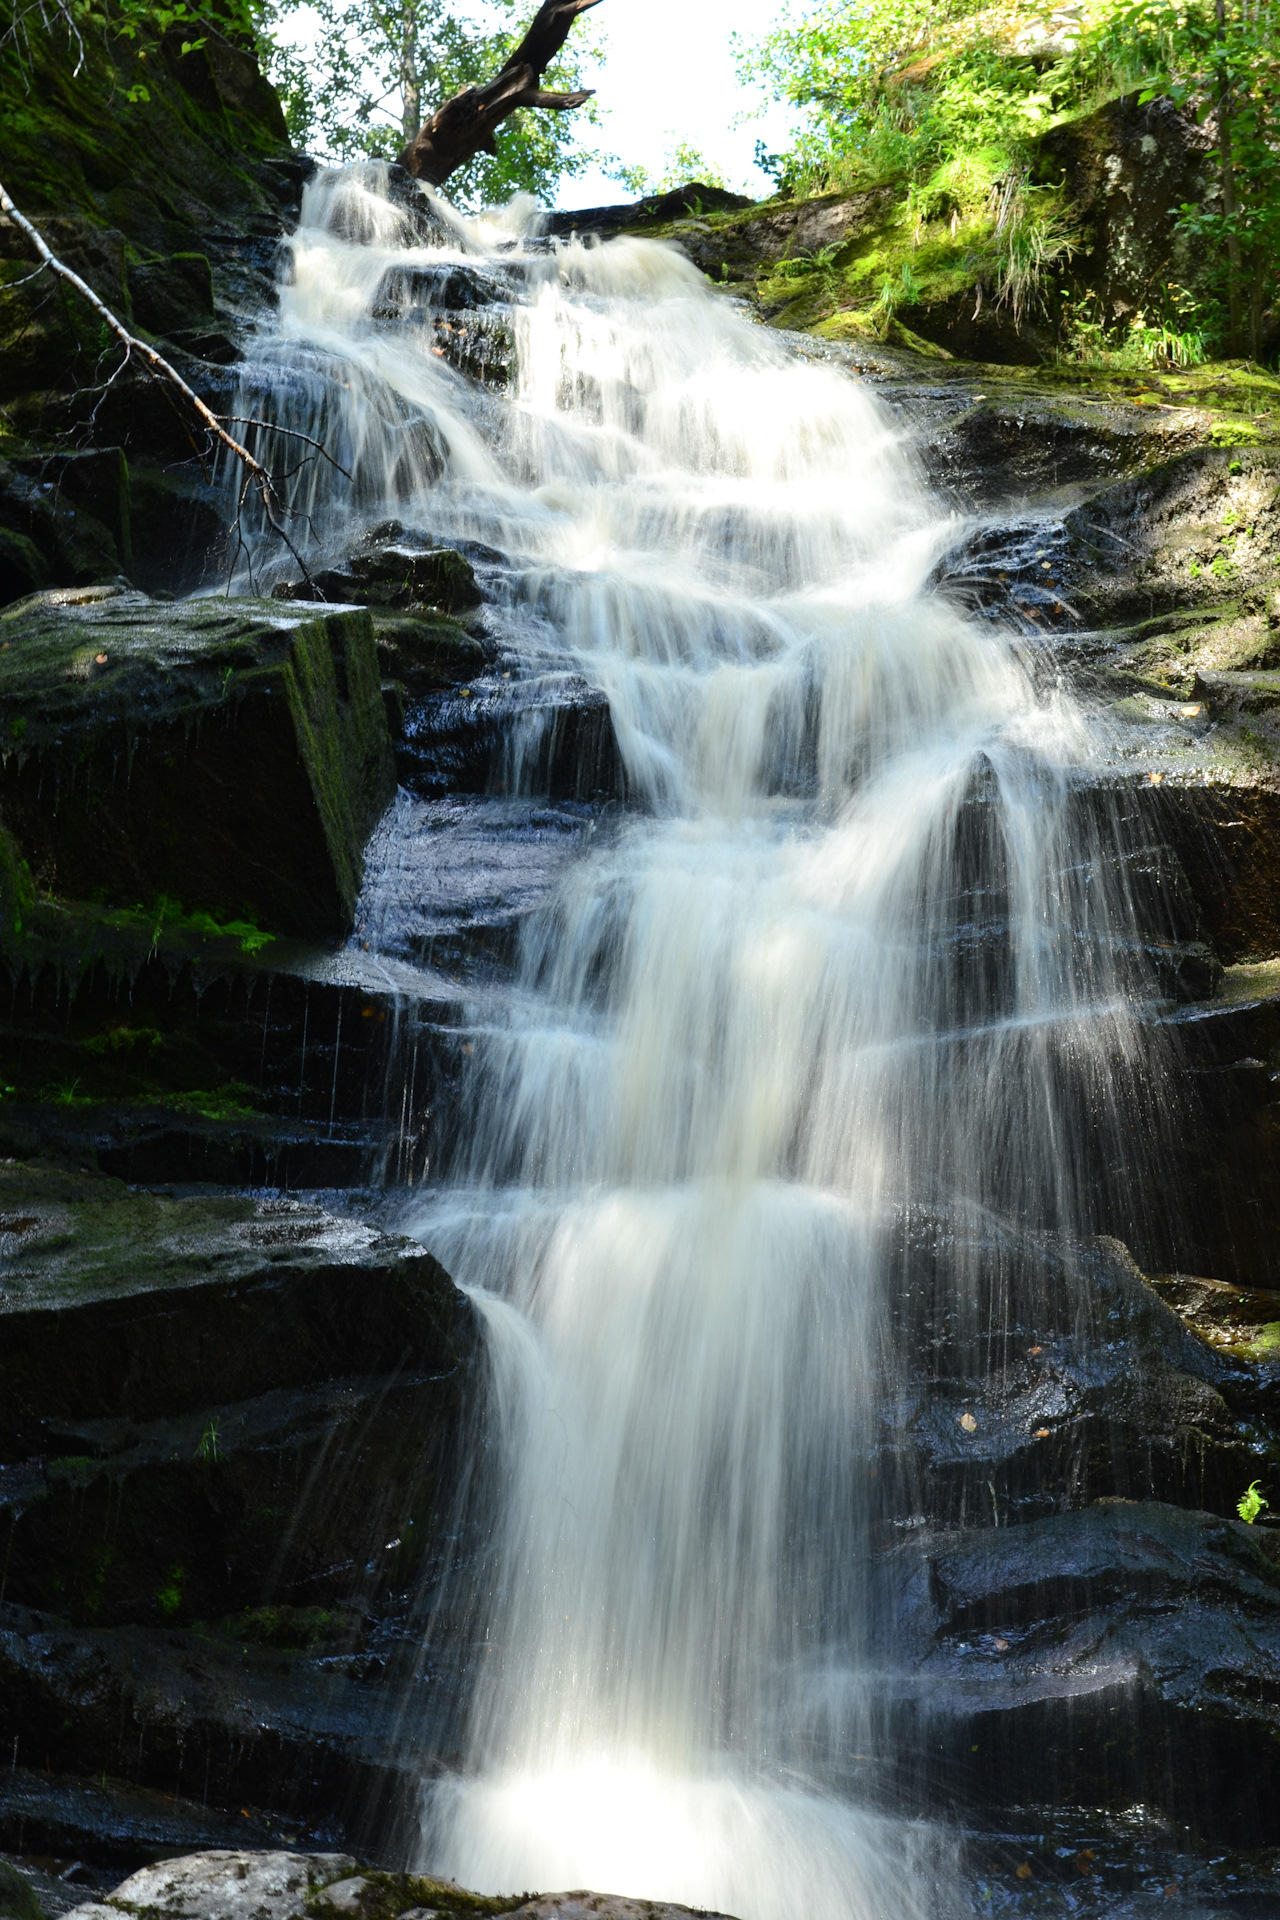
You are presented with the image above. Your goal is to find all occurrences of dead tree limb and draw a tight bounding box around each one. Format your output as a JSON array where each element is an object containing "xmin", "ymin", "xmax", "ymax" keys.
[
  {"xmin": 0, "ymin": 178, "xmax": 324, "ymax": 582},
  {"xmin": 399, "ymin": 0, "xmax": 602, "ymax": 186}
]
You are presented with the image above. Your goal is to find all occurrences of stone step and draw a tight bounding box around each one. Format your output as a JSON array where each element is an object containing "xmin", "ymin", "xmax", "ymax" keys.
[{"xmin": 0, "ymin": 588, "xmax": 395, "ymax": 938}]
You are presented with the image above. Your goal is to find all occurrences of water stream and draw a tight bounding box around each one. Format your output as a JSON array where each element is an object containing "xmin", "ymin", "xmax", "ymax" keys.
[{"xmin": 230, "ymin": 164, "xmax": 1170, "ymax": 1920}]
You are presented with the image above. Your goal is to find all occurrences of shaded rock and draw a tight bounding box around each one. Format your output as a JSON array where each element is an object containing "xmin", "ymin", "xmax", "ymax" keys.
[
  {"xmin": 0, "ymin": 591, "xmax": 396, "ymax": 937},
  {"xmin": 547, "ymin": 181, "xmax": 754, "ymax": 238},
  {"xmin": 1038, "ymin": 95, "xmax": 1217, "ymax": 350},
  {"xmin": 0, "ymin": 462, "xmax": 121, "ymax": 604},
  {"xmin": 0, "ymin": 1161, "xmax": 473, "ymax": 1457},
  {"xmin": 871, "ymin": 1502, "xmax": 1280, "ymax": 1838},
  {"xmin": 127, "ymin": 255, "xmax": 216, "ymax": 339},
  {"xmin": 277, "ymin": 548, "xmax": 480, "ymax": 620},
  {"xmin": 126, "ymin": 465, "xmax": 227, "ymax": 595},
  {"xmin": 0, "ymin": 528, "xmax": 50, "ymax": 607},
  {"xmin": 0, "ymin": 1766, "xmax": 284, "ymax": 1869}
]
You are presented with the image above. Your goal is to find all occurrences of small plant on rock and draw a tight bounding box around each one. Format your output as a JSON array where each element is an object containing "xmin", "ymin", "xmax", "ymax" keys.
[{"xmin": 1238, "ymin": 1480, "xmax": 1269, "ymax": 1523}]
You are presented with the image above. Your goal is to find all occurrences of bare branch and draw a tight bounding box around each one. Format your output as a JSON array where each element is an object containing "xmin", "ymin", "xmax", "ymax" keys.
[
  {"xmin": 0, "ymin": 177, "xmax": 327, "ymax": 587},
  {"xmin": 399, "ymin": 0, "xmax": 603, "ymax": 187},
  {"xmin": 222, "ymin": 418, "xmax": 354, "ymax": 479}
]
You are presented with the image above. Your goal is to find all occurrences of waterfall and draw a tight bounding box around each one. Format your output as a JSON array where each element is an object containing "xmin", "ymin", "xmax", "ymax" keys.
[{"xmin": 229, "ymin": 162, "xmax": 1171, "ymax": 1920}]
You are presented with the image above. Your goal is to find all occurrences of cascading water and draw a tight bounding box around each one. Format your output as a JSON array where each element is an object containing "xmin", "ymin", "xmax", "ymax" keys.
[{"xmin": 228, "ymin": 163, "xmax": 1174, "ymax": 1920}]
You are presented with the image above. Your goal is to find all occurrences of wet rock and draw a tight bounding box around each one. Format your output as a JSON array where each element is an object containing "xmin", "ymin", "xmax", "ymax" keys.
[
  {"xmin": 370, "ymin": 613, "xmax": 490, "ymax": 695},
  {"xmin": 874, "ymin": 1502, "xmax": 1280, "ymax": 1837},
  {"xmin": 371, "ymin": 261, "xmax": 507, "ymax": 316},
  {"xmin": 398, "ymin": 672, "xmax": 622, "ymax": 806},
  {"xmin": 0, "ymin": 591, "xmax": 396, "ymax": 936},
  {"xmin": 881, "ymin": 1222, "xmax": 1259, "ymax": 1527},
  {"xmin": 0, "ymin": 1162, "xmax": 472, "ymax": 1454},
  {"xmin": 0, "ymin": 1766, "xmax": 284, "ymax": 1869},
  {"xmin": 0, "ymin": 1164, "xmax": 476, "ymax": 1828},
  {"xmin": 926, "ymin": 386, "xmax": 1202, "ymax": 511},
  {"xmin": 1061, "ymin": 447, "xmax": 1280, "ymax": 625}
]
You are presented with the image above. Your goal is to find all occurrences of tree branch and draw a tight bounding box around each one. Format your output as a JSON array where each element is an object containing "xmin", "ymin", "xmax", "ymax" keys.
[
  {"xmin": 399, "ymin": 0, "xmax": 603, "ymax": 187},
  {"xmin": 0, "ymin": 178, "xmax": 323, "ymax": 585}
]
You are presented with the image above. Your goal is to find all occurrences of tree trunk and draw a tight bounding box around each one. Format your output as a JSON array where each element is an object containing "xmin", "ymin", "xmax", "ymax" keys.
[
  {"xmin": 1215, "ymin": 0, "xmax": 1244, "ymax": 355},
  {"xmin": 399, "ymin": 0, "xmax": 601, "ymax": 187},
  {"xmin": 401, "ymin": 8, "xmax": 421, "ymax": 146}
]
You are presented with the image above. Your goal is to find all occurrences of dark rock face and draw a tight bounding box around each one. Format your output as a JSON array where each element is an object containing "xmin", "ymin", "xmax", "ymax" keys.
[
  {"xmin": 873, "ymin": 1502, "xmax": 1280, "ymax": 1834},
  {"xmin": 0, "ymin": 1164, "xmax": 477, "ymax": 1833},
  {"xmin": 0, "ymin": 590, "xmax": 396, "ymax": 935}
]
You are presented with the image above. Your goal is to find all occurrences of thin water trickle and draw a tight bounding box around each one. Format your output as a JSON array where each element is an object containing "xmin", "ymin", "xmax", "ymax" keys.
[{"xmin": 229, "ymin": 162, "xmax": 1171, "ymax": 1920}]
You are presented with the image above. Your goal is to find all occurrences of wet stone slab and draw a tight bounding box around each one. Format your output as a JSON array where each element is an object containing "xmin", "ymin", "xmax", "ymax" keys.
[{"xmin": 0, "ymin": 587, "xmax": 395, "ymax": 937}]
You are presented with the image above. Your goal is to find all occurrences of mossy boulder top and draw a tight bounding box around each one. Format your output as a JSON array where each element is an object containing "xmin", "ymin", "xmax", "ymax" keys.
[
  {"xmin": 0, "ymin": 586, "xmax": 354, "ymax": 750},
  {"xmin": 0, "ymin": 587, "xmax": 397, "ymax": 937}
]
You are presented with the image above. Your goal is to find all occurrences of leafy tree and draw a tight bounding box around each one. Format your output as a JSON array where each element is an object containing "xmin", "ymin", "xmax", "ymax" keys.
[
  {"xmin": 614, "ymin": 138, "xmax": 733, "ymax": 198},
  {"xmin": 262, "ymin": 0, "xmax": 604, "ymax": 206}
]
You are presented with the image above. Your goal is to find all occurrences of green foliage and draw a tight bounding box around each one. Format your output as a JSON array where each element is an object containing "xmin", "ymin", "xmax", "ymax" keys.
[
  {"xmin": 2, "ymin": 0, "xmax": 256, "ymax": 86},
  {"xmin": 613, "ymin": 139, "xmax": 735, "ymax": 198},
  {"xmin": 261, "ymin": 0, "xmax": 603, "ymax": 208},
  {"xmin": 1238, "ymin": 1479, "xmax": 1269, "ymax": 1523},
  {"xmin": 740, "ymin": 0, "xmax": 1280, "ymax": 360}
]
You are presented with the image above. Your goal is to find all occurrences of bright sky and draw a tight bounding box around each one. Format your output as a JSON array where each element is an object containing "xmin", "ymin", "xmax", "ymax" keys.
[{"xmin": 558, "ymin": 0, "xmax": 801, "ymax": 208}]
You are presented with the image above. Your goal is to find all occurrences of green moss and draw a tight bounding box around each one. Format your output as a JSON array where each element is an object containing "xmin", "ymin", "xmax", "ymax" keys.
[
  {"xmin": 156, "ymin": 1562, "xmax": 186, "ymax": 1616},
  {"xmin": 0, "ymin": 1862, "xmax": 47, "ymax": 1920},
  {"xmin": 309, "ymin": 1874, "xmax": 525, "ymax": 1920},
  {"xmin": 227, "ymin": 1604, "xmax": 343, "ymax": 1649}
]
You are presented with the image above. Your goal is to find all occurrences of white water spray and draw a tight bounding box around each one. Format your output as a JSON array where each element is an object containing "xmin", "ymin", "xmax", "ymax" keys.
[{"xmin": 235, "ymin": 164, "xmax": 1162, "ymax": 1920}]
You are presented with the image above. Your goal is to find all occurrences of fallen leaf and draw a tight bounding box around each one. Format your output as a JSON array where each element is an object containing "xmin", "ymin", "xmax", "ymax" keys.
[
  {"xmin": 1016, "ymin": 1864, "xmax": 1033, "ymax": 1881},
  {"xmin": 959, "ymin": 1411, "xmax": 978, "ymax": 1432}
]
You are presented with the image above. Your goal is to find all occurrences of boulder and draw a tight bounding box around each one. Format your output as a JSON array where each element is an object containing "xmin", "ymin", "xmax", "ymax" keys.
[
  {"xmin": 278, "ymin": 547, "xmax": 481, "ymax": 620},
  {"xmin": 63, "ymin": 1856, "xmax": 737, "ymax": 1920},
  {"xmin": 0, "ymin": 1164, "xmax": 477, "ymax": 1824},
  {"xmin": 0, "ymin": 589, "xmax": 396, "ymax": 936}
]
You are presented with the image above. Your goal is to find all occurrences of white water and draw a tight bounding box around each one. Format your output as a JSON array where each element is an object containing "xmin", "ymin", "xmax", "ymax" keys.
[{"xmin": 234, "ymin": 164, "xmax": 1161, "ymax": 1920}]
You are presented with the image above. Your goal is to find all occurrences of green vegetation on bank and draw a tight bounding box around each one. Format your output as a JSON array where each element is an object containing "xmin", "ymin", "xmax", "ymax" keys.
[{"xmin": 741, "ymin": 0, "xmax": 1280, "ymax": 365}]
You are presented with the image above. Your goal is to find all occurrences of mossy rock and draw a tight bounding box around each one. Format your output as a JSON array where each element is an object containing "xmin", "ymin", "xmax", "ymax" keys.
[
  {"xmin": 0, "ymin": 1864, "xmax": 44, "ymax": 1920},
  {"xmin": 0, "ymin": 588, "xmax": 396, "ymax": 936},
  {"xmin": 309, "ymin": 1875, "xmax": 524, "ymax": 1920},
  {"xmin": 371, "ymin": 610, "xmax": 490, "ymax": 691}
]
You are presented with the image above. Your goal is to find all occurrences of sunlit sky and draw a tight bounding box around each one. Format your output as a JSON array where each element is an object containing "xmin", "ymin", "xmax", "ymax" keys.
[
  {"xmin": 281, "ymin": 0, "xmax": 802, "ymax": 208},
  {"xmin": 558, "ymin": 0, "xmax": 800, "ymax": 208}
]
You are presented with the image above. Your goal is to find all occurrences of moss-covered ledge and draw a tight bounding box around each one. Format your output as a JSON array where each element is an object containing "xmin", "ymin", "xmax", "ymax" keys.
[{"xmin": 0, "ymin": 587, "xmax": 396, "ymax": 937}]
